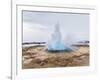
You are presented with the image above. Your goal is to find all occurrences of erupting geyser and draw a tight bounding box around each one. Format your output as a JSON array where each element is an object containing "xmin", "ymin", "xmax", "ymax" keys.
[{"xmin": 47, "ymin": 22, "xmax": 73, "ymax": 52}]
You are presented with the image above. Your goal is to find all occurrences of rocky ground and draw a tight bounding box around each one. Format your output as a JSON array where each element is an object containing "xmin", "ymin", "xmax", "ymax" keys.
[{"xmin": 22, "ymin": 45, "xmax": 89, "ymax": 69}]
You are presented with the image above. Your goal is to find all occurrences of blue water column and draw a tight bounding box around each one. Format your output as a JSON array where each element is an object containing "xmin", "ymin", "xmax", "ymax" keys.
[{"xmin": 47, "ymin": 22, "xmax": 73, "ymax": 52}]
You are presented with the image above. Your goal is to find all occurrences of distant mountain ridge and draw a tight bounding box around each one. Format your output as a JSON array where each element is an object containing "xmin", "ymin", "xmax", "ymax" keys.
[{"xmin": 22, "ymin": 42, "xmax": 46, "ymax": 45}]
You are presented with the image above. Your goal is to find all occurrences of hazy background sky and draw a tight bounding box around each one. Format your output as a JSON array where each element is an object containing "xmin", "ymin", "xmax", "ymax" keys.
[{"xmin": 22, "ymin": 10, "xmax": 89, "ymax": 43}]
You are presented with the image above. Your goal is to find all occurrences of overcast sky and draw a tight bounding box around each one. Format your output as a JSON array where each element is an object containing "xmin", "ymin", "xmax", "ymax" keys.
[{"xmin": 22, "ymin": 10, "xmax": 89, "ymax": 43}]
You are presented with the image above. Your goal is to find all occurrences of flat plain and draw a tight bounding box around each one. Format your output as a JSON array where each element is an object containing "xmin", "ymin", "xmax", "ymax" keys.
[{"xmin": 22, "ymin": 45, "xmax": 89, "ymax": 69}]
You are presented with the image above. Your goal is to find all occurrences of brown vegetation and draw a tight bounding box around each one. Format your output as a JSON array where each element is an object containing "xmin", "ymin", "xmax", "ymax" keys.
[{"xmin": 22, "ymin": 45, "xmax": 89, "ymax": 69}]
